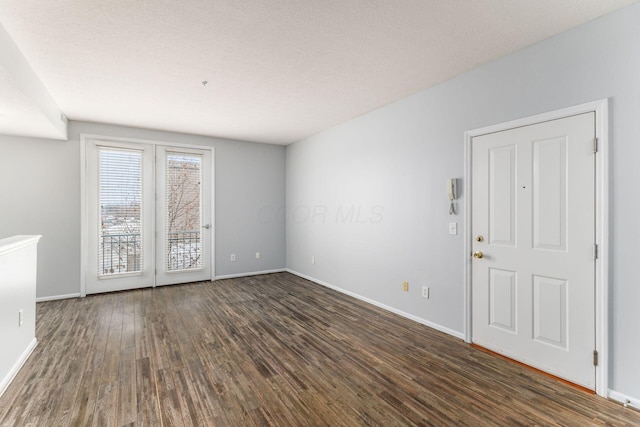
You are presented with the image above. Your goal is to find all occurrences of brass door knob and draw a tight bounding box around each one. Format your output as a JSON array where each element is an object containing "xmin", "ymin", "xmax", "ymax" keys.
[{"xmin": 473, "ymin": 251, "xmax": 484, "ymax": 259}]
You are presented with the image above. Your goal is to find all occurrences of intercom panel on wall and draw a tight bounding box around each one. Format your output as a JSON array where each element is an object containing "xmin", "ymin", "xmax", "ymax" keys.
[{"xmin": 447, "ymin": 178, "xmax": 457, "ymax": 215}]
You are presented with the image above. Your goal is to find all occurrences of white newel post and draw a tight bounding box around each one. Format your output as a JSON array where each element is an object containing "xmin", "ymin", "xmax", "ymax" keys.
[{"xmin": 0, "ymin": 235, "xmax": 41, "ymax": 397}]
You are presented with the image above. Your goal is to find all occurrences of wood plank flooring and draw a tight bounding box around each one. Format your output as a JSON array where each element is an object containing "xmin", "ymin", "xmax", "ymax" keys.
[{"xmin": 1, "ymin": 272, "xmax": 638, "ymax": 426}]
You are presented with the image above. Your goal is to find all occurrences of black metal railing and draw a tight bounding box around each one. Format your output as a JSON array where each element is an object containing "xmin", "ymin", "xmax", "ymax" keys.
[
  {"xmin": 167, "ymin": 230, "xmax": 201, "ymax": 270},
  {"xmin": 100, "ymin": 233, "xmax": 141, "ymax": 275}
]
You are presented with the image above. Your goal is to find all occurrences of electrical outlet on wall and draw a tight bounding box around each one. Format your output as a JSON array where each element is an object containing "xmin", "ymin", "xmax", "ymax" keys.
[
  {"xmin": 230, "ymin": 254, "xmax": 236, "ymax": 262},
  {"xmin": 422, "ymin": 286, "xmax": 430, "ymax": 299},
  {"xmin": 403, "ymin": 281, "xmax": 409, "ymax": 292}
]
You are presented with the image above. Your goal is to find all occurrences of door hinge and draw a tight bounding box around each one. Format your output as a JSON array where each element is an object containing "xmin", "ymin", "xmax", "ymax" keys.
[
  {"xmin": 593, "ymin": 137, "xmax": 598, "ymax": 153},
  {"xmin": 593, "ymin": 350, "xmax": 599, "ymax": 366},
  {"xmin": 593, "ymin": 244, "xmax": 598, "ymax": 260}
]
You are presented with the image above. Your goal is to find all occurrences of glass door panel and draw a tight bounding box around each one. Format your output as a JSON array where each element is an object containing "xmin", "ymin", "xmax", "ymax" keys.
[
  {"xmin": 166, "ymin": 153, "xmax": 202, "ymax": 271},
  {"xmin": 98, "ymin": 148, "xmax": 143, "ymax": 275}
]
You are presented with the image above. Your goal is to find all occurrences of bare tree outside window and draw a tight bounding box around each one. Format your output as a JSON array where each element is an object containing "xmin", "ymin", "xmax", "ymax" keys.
[{"xmin": 165, "ymin": 154, "xmax": 202, "ymax": 270}]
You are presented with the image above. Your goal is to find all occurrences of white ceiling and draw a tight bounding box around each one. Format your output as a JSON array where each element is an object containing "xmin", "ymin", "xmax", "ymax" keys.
[{"xmin": 0, "ymin": 0, "xmax": 637, "ymax": 145}]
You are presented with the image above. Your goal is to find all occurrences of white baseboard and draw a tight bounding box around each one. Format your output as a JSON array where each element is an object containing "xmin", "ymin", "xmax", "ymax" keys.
[
  {"xmin": 0, "ymin": 338, "xmax": 37, "ymax": 398},
  {"xmin": 286, "ymin": 269, "xmax": 465, "ymax": 340},
  {"xmin": 36, "ymin": 293, "xmax": 81, "ymax": 302},
  {"xmin": 608, "ymin": 389, "xmax": 640, "ymax": 411},
  {"xmin": 214, "ymin": 268, "xmax": 286, "ymax": 280}
]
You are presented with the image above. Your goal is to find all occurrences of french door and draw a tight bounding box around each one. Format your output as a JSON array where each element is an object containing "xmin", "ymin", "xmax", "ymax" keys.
[{"xmin": 85, "ymin": 139, "xmax": 212, "ymax": 294}]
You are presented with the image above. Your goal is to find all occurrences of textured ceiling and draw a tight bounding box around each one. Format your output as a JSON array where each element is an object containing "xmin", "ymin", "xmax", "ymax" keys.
[{"xmin": 0, "ymin": 0, "xmax": 637, "ymax": 144}]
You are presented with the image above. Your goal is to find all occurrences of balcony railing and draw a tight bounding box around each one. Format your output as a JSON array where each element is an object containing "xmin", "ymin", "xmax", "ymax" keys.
[
  {"xmin": 99, "ymin": 230, "xmax": 201, "ymax": 275},
  {"xmin": 100, "ymin": 233, "xmax": 141, "ymax": 275},
  {"xmin": 167, "ymin": 230, "xmax": 201, "ymax": 270}
]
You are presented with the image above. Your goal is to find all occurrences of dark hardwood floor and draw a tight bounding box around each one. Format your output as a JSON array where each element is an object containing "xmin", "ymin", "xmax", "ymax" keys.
[{"xmin": 0, "ymin": 272, "xmax": 638, "ymax": 426}]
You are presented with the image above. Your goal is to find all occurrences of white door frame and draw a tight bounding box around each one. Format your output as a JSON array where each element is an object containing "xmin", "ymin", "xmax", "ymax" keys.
[
  {"xmin": 463, "ymin": 99, "xmax": 609, "ymax": 397},
  {"xmin": 80, "ymin": 133, "xmax": 216, "ymax": 296}
]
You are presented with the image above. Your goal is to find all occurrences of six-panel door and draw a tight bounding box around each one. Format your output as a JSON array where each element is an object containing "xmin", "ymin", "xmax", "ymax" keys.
[{"xmin": 471, "ymin": 113, "xmax": 596, "ymax": 389}]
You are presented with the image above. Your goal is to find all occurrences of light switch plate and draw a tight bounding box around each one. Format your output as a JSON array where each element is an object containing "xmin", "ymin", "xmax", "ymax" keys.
[{"xmin": 449, "ymin": 222, "xmax": 458, "ymax": 235}]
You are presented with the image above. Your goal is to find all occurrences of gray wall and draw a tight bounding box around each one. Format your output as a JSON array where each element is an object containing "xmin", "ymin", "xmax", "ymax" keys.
[
  {"xmin": 286, "ymin": 4, "xmax": 640, "ymax": 400},
  {"xmin": 0, "ymin": 120, "xmax": 286, "ymax": 298}
]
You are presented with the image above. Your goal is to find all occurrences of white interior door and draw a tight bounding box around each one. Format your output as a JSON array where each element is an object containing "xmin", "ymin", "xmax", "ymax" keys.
[
  {"xmin": 86, "ymin": 139, "xmax": 212, "ymax": 294},
  {"xmin": 471, "ymin": 112, "xmax": 596, "ymax": 389}
]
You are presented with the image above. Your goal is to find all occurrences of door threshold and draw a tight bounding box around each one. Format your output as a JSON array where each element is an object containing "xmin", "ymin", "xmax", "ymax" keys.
[{"xmin": 470, "ymin": 343, "xmax": 595, "ymax": 395}]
